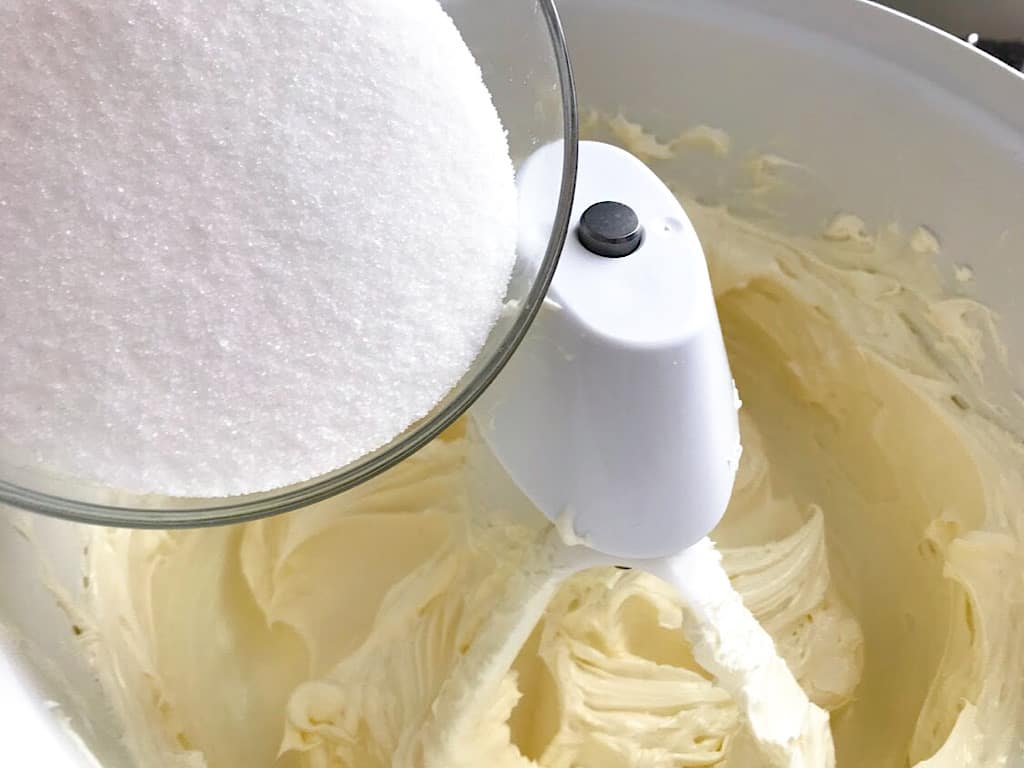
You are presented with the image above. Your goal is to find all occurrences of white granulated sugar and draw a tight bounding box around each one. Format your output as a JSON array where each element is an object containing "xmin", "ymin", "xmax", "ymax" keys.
[{"xmin": 0, "ymin": 0, "xmax": 517, "ymax": 497}]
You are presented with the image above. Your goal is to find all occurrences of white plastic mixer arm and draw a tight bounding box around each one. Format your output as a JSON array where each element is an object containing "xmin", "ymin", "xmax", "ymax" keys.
[{"xmin": 475, "ymin": 141, "xmax": 741, "ymax": 559}]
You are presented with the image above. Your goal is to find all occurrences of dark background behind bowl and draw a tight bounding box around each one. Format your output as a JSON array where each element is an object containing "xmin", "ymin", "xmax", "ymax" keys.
[{"xmin": 885, "ymin": 0, "xmax": 1024, "ymax": 71}]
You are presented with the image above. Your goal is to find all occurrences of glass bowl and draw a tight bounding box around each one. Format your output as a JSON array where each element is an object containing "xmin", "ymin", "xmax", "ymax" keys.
[{"xmin": 0, "ymin": 0, "xmax": 579, "ymax": 527}]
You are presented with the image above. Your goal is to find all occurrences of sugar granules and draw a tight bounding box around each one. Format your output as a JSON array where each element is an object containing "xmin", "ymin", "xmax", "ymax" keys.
[{"xmin": 0, "ymin": 0, "xmax": 518, "ymax": 497}]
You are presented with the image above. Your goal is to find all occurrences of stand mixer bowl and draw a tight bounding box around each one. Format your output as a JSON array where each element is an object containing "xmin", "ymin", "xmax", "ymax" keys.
[
  {"xmin": 0, "ymin": 0, "xmax": 579, "ymax": 528},
  {"xmin": 1, "ymin": 0, "xmax": 1024, "ymax": 765}
]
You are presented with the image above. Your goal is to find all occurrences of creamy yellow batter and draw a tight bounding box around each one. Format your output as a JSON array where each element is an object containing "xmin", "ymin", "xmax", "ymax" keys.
[{"xmin": 83, "ymin": 126, "xmax": 1024, "ymax": 767}]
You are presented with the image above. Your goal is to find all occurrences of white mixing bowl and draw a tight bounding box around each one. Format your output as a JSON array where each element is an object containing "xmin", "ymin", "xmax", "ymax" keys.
[{"xmin": 2, "ymin": 0, "xmax": 1022, "ymax": 765}]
